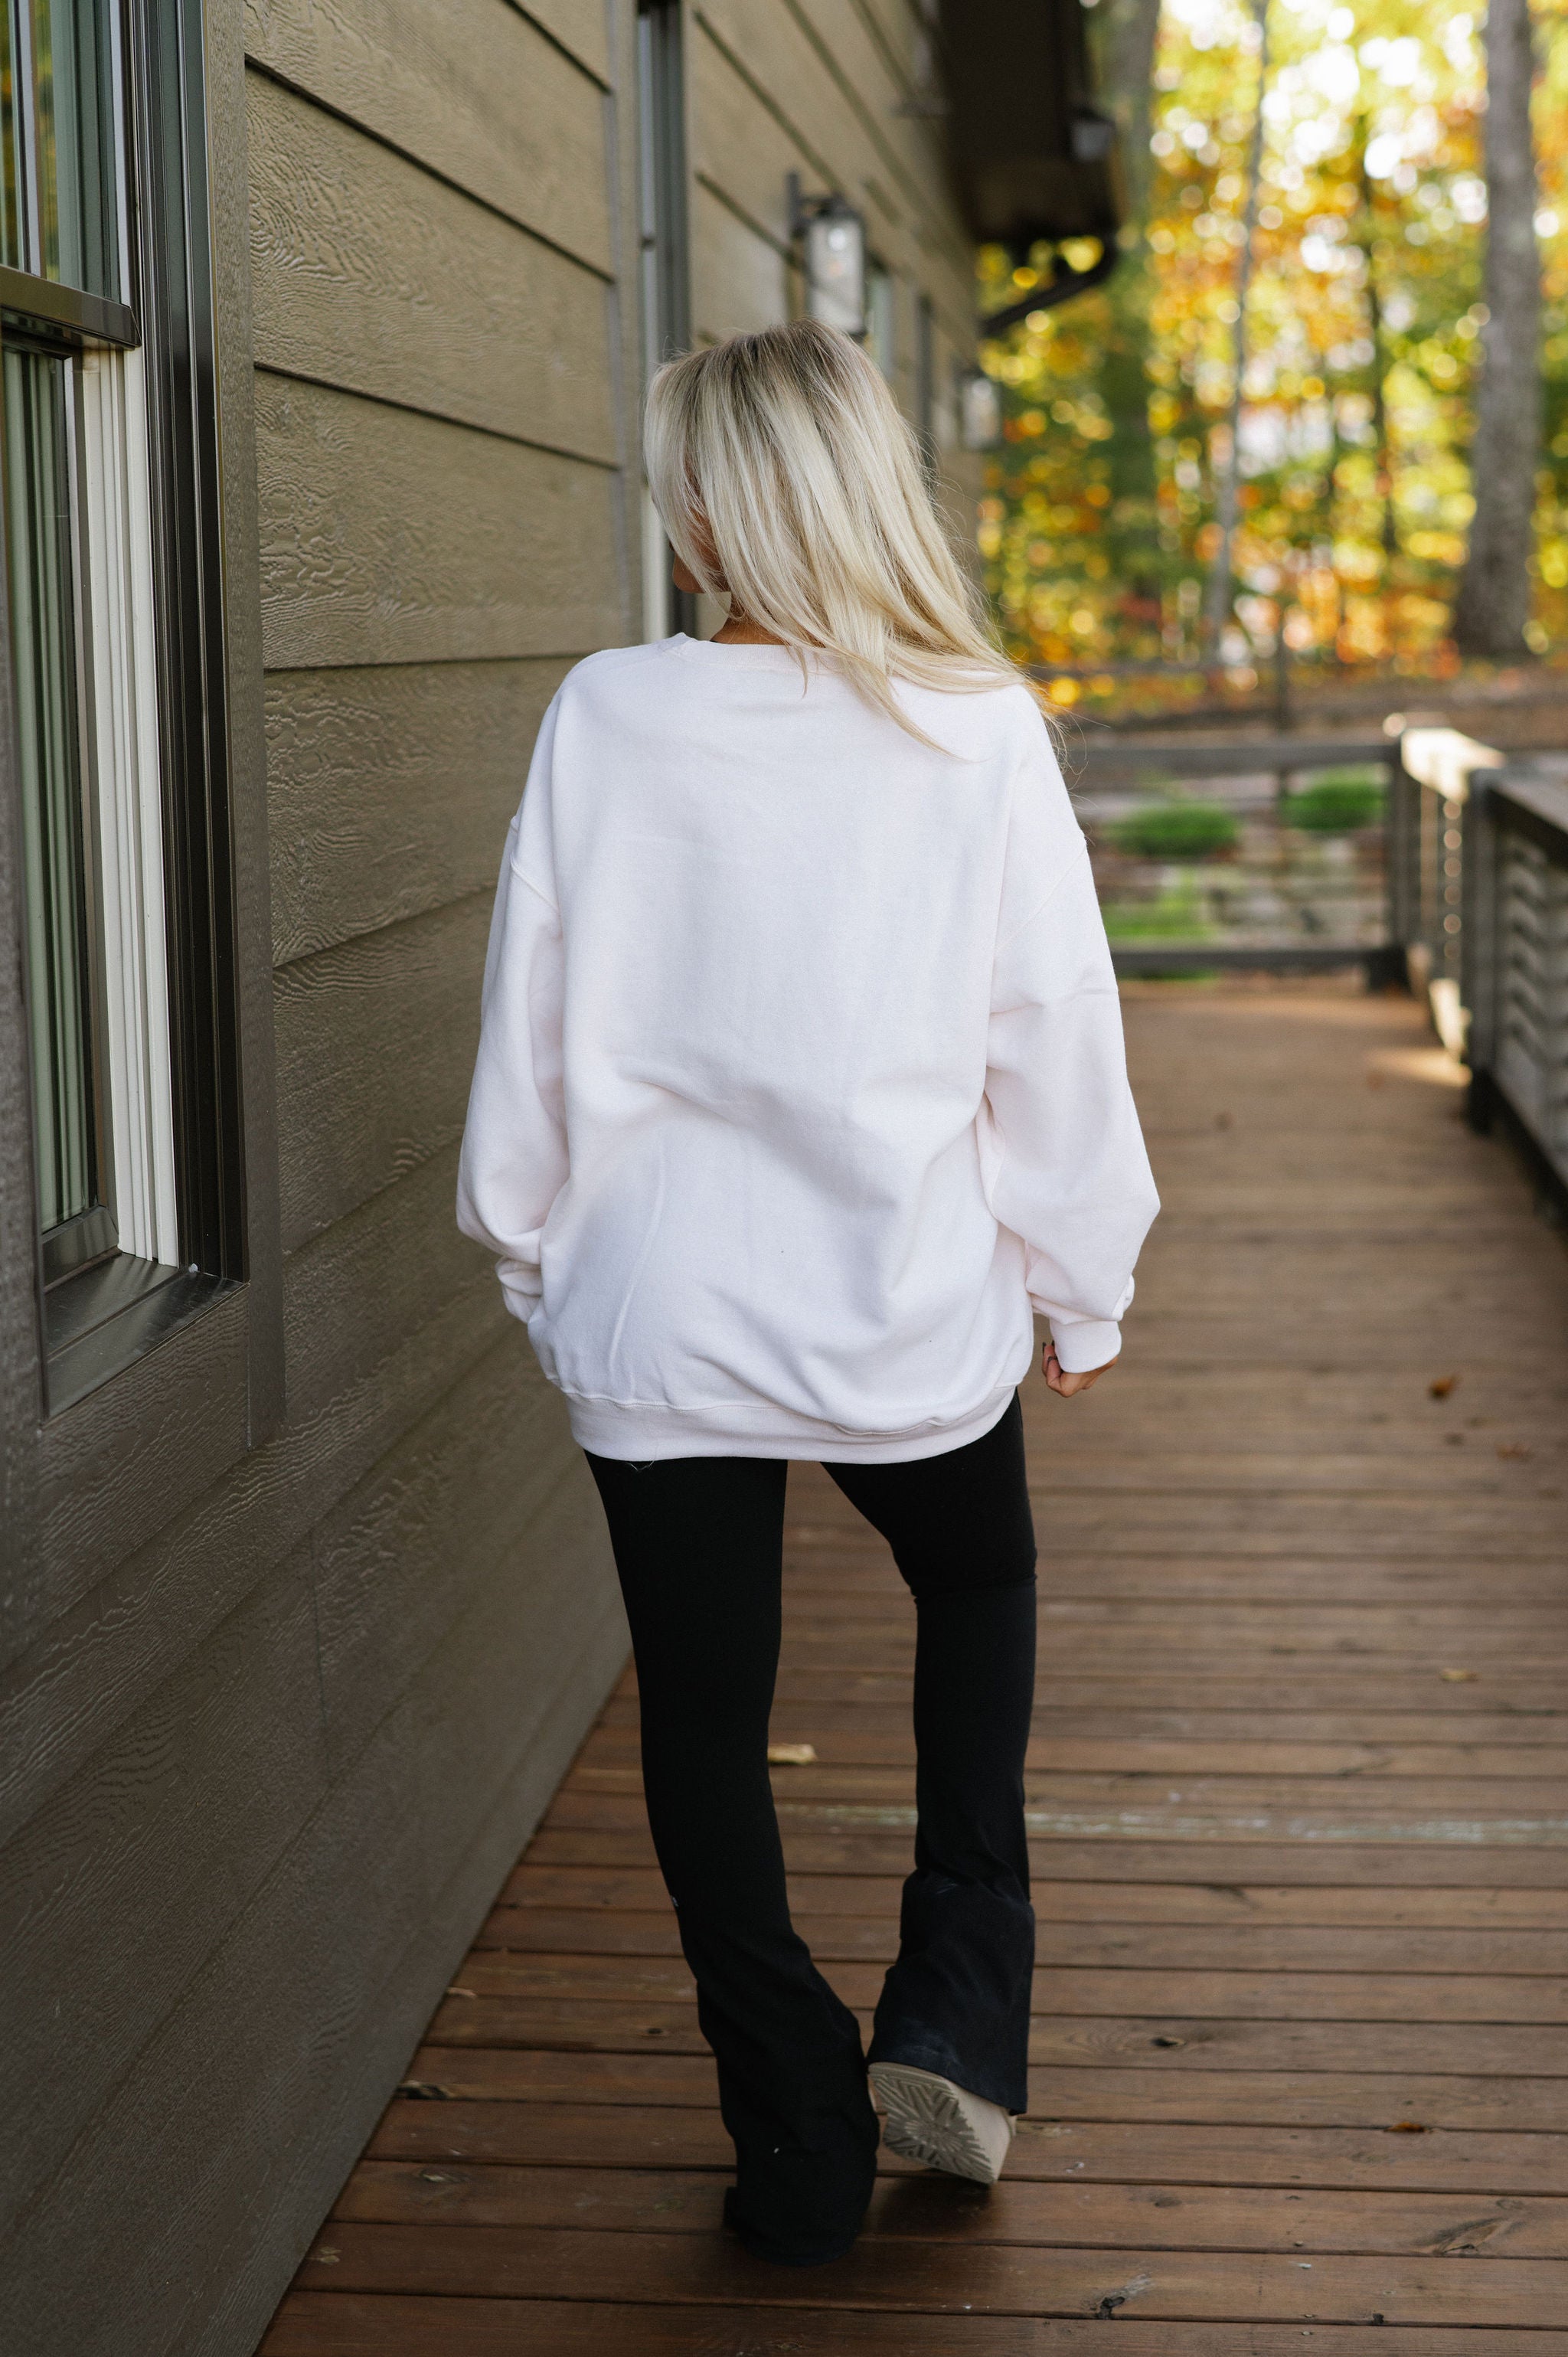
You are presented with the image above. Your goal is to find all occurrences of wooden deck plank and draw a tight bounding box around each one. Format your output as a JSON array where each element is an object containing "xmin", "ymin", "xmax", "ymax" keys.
[
  {"xmin": 395, "ymin": 2043, "xmax": 1568, "ymax": 2132},
  {"xmin": 495, "ymin": 1865, "xmax": 1568, "ymax": 1922},
  {"xmin": 443, "ymin": 1953, "xmax": 1568, "ymax": 2019},
  {"xmin": 262, "ymin": 983, "xmax": 1568, "ymax": 2346},
  {"xmin": 331, "ymin": 2160, "xmax": 1568, "ymax": 2255},
  {"xmin": 362, "ymin": 2101, "xmax": 1568, "ymax": 2195},
  {"xmin": 260, "ymin": 2292, "xmax": 1568, "ymax": 2354},
  {"xmin": 474, "ymin": 1905, "xmax": 1568, "ymax": 1970},
  {"xmin": 420, "ymin": 2001, "xmax": 1568, "ymax": 2074},
  {"xmin": 283, "ymin": 2218, "xmax": 1568, "ymax": 2321},
  {"xmin": 526, "ymin": 1829, "xmax": 1568, "ymax": 1880}
]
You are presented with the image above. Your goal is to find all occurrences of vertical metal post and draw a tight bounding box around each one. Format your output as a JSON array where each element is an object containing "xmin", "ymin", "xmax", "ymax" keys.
[
  {"xmin": 1385, "ymin": 748, "xmax": 1417, "ymax": 976},
  {"xmin": 1461, "ymin": 767, "xmax": 1500, "ymax": 1129},
  {"xmin": 637, "ymin": 0, "xmax": 696, "ymax": 638}
]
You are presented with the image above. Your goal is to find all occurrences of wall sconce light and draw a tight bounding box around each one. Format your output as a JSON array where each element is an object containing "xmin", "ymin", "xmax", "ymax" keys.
[
  {"xmin": 958, "ymin": 369, "xmax": 1002, "ymax": 451},
  {"xmin": 788, "ymin": 172, "xmax": 867, "ymax": 339}
]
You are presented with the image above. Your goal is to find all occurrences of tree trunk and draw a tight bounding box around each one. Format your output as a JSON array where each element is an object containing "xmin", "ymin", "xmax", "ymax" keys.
[
  {"xmin": 1452, "ymin": 0, "xmax": 1541, "ymax": 659},
  {"xmin": 1204, "ymin": 0, "xmax": 1270, "ymax": 652},
  {"xmin": 1096, "ymin": 0, "xmax": 1165, "ymax": 223},
  {"xmin": 1355, "ymin": 136, "xmax": 1399, "ymax": 564}
]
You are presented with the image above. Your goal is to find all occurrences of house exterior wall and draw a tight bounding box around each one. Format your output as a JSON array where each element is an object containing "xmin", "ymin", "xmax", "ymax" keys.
[
  {"xmin": 687, "ymin": 0, "xmax": 977, "ymax": 497},
  {"xmin": 0, "ymin": 6, "xmax": 979, "ymax": 2354}
]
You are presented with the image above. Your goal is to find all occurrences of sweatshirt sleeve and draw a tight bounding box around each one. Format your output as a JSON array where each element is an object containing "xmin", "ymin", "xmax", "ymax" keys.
[
  {"xmin": 456, "ymin": 748, "xmax": 568, "ymax": 1324},
  {"xmin": 982, "ymin": 725, "xmax": 1160, "ymax": 1374}
]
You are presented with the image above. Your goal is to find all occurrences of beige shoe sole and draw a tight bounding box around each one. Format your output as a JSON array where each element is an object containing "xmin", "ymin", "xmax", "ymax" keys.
[{"xmin": 868, "ymin": 2060, "xmax": 1016, "ymax": 2185}]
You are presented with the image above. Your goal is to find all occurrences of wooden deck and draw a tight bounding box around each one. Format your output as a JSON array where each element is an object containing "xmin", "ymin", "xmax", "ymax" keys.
[{"xmin": 262, "ymin": 980, "xmax": 1568, "ymax": 2352}]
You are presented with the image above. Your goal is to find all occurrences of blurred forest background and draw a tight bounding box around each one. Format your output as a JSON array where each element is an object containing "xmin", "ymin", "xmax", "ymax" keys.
[{"xmin": 978, "ymin": 0, "xmax": 1568, "ymax": 726}]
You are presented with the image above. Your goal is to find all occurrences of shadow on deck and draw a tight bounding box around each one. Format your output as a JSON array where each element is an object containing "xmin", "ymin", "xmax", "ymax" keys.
[{"xmin": 262, "ymin": 979, "xmax": 1568, "ymax": 2353}]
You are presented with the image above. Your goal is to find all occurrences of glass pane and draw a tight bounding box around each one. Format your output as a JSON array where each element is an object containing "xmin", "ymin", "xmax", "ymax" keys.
[
  {"xmin": 0, "ymin": 3, "xmax": 20, "ymax": 268},
  {"xmin": 31, "ymin": 0, "xmax": 118, "ymax": 296},
  {"xmin": 5, "ymin": 344, "xmax": 98, "ymax": 1231}
]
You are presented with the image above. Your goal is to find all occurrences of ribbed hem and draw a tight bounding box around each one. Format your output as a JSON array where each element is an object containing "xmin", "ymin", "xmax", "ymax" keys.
[
  {"xmin": 1047, "ymin": 1316, "xmax": 1122, "ymax": 1374},
  {"xmin": 564, "ymin": 1381, "xmax": 1019, "ymax": 1464}
]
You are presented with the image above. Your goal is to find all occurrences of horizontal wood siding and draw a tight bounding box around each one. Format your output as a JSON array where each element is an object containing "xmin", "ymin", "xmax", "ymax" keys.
[
  {"xmin": 266, "ymin": 659, "xmax": 570, "ymax": 966},
  {"xmin": 247, "ymin": 77, "xmax": 617, "ymax": 459},
  {"xmin": 243, "ymin": 0, "xmax": 613, "ymax": 269},
  {"xmin": 256, "ymin": 375, "xmax": 623, "ymax": 669}
]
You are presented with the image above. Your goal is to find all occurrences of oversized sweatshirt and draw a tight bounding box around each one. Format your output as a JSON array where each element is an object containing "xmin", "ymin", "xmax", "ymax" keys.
[{"xmin": 456, "ymin": 635, "xmax": 1158, "ymax": 1462}]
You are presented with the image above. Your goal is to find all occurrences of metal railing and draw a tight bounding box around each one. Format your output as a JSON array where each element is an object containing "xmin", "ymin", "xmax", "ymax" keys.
[
  {"xmin": 1340, "ymin": 725, "xmax": 1568, "ymax": 1195},
  {"xmin": 1082, "ymin": 720, "xmax": 1568, "ymax": 1195},
  {"xmin": 1077, "ymin": 732, "xmax": 1404, "ymax": 981}
]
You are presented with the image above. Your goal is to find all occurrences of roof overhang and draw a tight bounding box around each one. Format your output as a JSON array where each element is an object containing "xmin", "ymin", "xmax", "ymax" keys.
[{"xmin": 938, "ymin": 0, "xmax": 1122, "ymax": 271}]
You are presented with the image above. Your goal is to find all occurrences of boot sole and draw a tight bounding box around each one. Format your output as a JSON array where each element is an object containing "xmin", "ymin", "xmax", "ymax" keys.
[{"xmin": 868, "ymin": 2061, "xmax": 1014, "ymax": 2185}]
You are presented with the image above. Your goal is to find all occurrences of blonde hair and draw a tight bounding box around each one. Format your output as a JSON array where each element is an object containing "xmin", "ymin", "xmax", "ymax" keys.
[{"xmin": 644, "ymin": 319, "xmax": 1035, "ymax": 738}]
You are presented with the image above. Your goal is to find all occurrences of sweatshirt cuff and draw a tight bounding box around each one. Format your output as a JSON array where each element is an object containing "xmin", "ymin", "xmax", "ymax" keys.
[
  {"xmin": 1048, "ymin": 1317, "xmax": 1122, "ymax": 1374},
  {"xmin": 497, "ymin": 1260, "xmax": 542, "ymax": 1322}
]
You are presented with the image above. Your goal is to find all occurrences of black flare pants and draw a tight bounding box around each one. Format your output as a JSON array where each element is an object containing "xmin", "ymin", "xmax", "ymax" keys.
[{"xmin": 585, "ymin": 1392, "xmax": 1037, "ymax": 2264}]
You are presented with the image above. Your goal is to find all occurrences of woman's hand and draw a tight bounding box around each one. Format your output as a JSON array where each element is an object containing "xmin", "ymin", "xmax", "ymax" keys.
[{"xmin": 1043, "ymin": 1345, "xmax": 1116, "ymax": 1399}]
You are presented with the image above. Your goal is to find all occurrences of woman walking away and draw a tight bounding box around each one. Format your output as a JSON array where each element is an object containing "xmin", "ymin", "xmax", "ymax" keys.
[{"xmin": 457, "ymin": 319, "xmax": 1158, "ymax": 2267}]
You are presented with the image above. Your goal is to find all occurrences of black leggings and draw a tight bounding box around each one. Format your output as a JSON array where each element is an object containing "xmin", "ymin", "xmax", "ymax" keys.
[{"xmin": 586, "ymin": 1394, "xmax": 1037, "ymax": 2263}]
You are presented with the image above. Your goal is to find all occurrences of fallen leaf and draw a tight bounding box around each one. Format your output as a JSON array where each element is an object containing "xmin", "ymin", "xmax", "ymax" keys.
[
  {"xmin": 1439, "ymin": 1668, "xmax": 1479, "ymax": 1683},
  {"xmin": 445, "ymin": 1986, "xmax": 476, "ymax": 1999},
  {"xmin": 1151, "ymin": 2034, "xmax": 1185, "ymax": 2048},
  {"xmin": 397, "ymin": 2081, "xmax": 451, "ymax": 2100},
  {"xmin": 1429, "ymin": 1374, "xmax": 1459, "ymax": 1399},
  {"xmin": 768, "ymin": 1742, "xmax": 818, "ymax": 1765},
  {"xmin": 311, "ymin": 2247, "xmax": 341, "ymax": 2266},
  {"xmin": 1497, "ymin": 1443, "xmax": 1532, "ymax": 1461},
  {"xmin": 1387, "ymin": 2121, "xmax": 1429, "ymax": 2134}
]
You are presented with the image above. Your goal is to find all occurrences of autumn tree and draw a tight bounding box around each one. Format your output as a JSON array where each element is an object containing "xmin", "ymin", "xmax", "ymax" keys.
[{"xmin": 1453, "ymin": 0, "xmax": 1544, "ymax": 657}]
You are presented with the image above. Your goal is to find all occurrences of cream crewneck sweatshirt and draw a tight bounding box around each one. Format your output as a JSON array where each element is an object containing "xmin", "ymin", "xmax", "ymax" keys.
[{"xmin": 457, "ymin": 634, "xmax": 1158, "ymax": 1462}]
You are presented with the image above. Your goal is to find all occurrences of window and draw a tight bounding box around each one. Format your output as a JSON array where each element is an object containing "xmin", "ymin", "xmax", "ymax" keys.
[
  {"xmin": 637, "ymin": 0, "xmax": 695, "ymax": 639},
  {"xmin": 5, "ymin": 0, "xmax": 239, "ymax": 1414},
  {"xmin": 915, "ymin": 290, "xmax": 936, "ymax": 476}
]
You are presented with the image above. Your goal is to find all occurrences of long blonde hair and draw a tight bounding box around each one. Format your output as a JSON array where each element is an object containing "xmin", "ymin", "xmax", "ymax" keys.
[{"xmin": 644, "ymin": 319, "xmax": 1035, "ymax": 737}]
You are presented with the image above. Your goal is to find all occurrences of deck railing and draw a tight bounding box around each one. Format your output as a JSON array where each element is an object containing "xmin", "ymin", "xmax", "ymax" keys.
[
  {"xmin": 1386, "ymin": 728, "xmax": 1506, "ymax": 1055},
  {"xmin": 1077, "ymin": 732, "xmax": 1405, "ymax": 981},
  {"xmin": 1081, "ymin": 723, "xmax": 1568, "ymax": 1195},
  {"xmin": 1458, "ymin": 766, "xmax": 1568, "ymax": 1193},
  {"xmin": 1391, "ymin": 730, "xmax": 1568, "ymax": 1191}
]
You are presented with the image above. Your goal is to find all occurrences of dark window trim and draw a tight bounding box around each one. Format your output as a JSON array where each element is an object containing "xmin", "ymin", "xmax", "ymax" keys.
[
  {"xmin": 133, "ymin": 0, "xmax": 244, "ymax": 1292},
  {"xmin": 46, "ymin": 1257, "xmax": 229, "ymax": 1414},
  {"xmin": 2, "ymin": 0, "xmax": 245, "ymax": 1416},
  {"xmin": 0, "ymin": 266, "xmax": 139, "ymax": 348},
  {"xmin": 41, "ymin": 1199, "xmax": 117, "ymax": 1286},
  {"xmin": 637, "ymin": 0, "xmax": 697, "ymax": 639}
]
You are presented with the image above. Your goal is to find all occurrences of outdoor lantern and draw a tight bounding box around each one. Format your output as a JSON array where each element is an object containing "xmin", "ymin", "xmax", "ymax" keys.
[
  {"xmin": 959, "ymin": 370, "xmax": 1002, "ymax": 451},
  {"xmin": 789, "ymin": 173, "xmax": 867, "ymax": 338}
]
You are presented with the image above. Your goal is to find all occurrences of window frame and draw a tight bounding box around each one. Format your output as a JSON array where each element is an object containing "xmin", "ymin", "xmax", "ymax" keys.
[
  {"xmin": 2, "ymin": 0, "xmax": 245, "ymax": 1417},
  {"xmin": 636, "ymin": 0, "xmax": 696, "ymax": 642}
]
